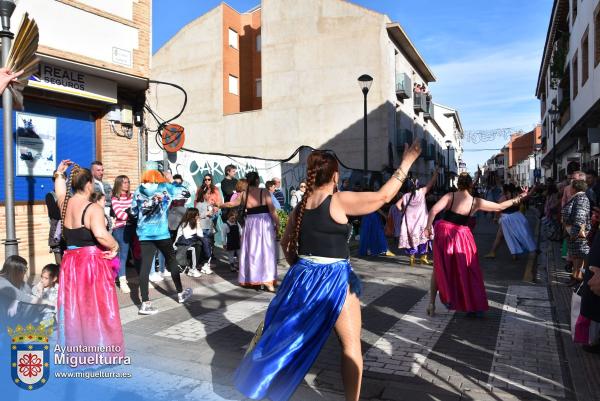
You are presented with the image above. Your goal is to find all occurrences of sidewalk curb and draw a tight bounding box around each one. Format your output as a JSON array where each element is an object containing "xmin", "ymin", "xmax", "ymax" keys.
[
  {"xmin": 522, "ymin": 213, "xmax": 541, "ymax": 282},
  {"xmin": 544, "ymin": 240, "xmax": 591, "ymax": 401}
]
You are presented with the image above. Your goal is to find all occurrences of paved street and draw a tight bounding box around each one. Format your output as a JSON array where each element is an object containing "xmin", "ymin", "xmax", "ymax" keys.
[{"xmin": 93, "ymin": 211, "xmax": 594, "ymax": 401}]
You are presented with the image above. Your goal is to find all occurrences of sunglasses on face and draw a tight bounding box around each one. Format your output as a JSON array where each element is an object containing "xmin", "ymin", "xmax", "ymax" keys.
[
  {"xmin": 204, "ymin": 178, "xmax": 212, "ymax": 182},
  {"xmin": 300, "ymin": 185, "xmax": 306, "ymax": 188}
]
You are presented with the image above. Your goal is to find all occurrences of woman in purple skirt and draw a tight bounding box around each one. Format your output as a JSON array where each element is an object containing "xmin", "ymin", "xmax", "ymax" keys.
[{"xmin": 222, "ymin": 171, "xmax": 279, "ymax": 292}]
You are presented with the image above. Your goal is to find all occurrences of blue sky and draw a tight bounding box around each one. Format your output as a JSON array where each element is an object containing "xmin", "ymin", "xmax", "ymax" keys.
[{"xmin": 152, "ymin": 0, "xmax": 553, "ymax": 171}]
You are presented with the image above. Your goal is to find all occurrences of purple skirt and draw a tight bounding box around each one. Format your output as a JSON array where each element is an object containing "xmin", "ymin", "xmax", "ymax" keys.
[{"xmin": 239, "ymin": 213, "xmax": 277, "ymax": 286}]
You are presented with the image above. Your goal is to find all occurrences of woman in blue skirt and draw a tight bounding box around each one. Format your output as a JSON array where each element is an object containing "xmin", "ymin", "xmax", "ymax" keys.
[{"xmin": 234, "ymin": 142, "xmax": 421, "ymax": 401}]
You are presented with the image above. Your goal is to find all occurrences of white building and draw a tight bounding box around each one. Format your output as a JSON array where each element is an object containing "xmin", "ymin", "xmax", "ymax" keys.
[{"xmin": 536, "ymin": 0, "xmax": 600, "ymax": 179}]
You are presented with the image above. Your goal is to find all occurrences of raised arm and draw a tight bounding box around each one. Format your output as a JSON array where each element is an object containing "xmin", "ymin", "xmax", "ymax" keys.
[
  {"xmin": 335, "ymin": 141, "xmax": 421, "ymax": 216},
  {"xmin": 54, "ymin": 159, "xmax": 72, "ymax": 209},
  {"xmin": 475, "ymin": 195, "xmax": 524, "ymax": 213},
  {"xmin": 424, "ymin": 193, "xmax": 451, "ymax": 236},
  {"xmin": 424, "ymin": 168, "xmax": 439, "ymax": 194}
]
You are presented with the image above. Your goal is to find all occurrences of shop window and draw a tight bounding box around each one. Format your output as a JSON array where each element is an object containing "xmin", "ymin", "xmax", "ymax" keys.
[
  {"xmin": 256, "ymin": 79, "xmax": 262, "ymax": 97},
  {"xmin": 228, "ymin": 75, "xmax": 239, "ymax": 95},
  {"xmin": 256, "ymin": 34, "xmax": 261, "ymax": 52}
]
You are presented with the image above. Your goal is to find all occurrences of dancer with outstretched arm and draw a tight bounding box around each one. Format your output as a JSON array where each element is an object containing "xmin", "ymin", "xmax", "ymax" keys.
[{"xmin": 234, "ymin": 141, "xmax": 421, "ymax": 401}]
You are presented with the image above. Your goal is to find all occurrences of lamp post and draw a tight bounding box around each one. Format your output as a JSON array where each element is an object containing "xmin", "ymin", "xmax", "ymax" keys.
[
  {"xmin": 548, "ymin": 102, "xmax": 560, "ymax": 181},
  {"xmin": 445, "ymin": 139, "xmax": 452, "ymax": 190},
  {"xmin": 1, "ymin": 0, "xmax": 18, "ymax": 257},
  {"xmin": 358, "ymin": 74, "xmax": 373, "ymax": 189}
]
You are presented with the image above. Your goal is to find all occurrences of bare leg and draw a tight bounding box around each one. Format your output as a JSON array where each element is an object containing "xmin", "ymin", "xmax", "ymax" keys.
[
  {"xmin": 334, "ymin": 290, "xmax": 362, "ymax": 401},
  {"xmin": 427, "ymin": 270, "xmax": 437, "ymax": 316},
  {"xmin": 572, "ymin": 258, "xmax": 584, "ymax": 281},
  {"xmin": 485, "ymin": 226, "xmax": 504, "ymax": 257}
]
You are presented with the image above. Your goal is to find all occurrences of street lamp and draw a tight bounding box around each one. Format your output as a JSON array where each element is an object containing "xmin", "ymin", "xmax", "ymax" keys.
[
  {"xmin": 358, "ymin": 74, "xmax": 373, "ymax": 189},
  {"xmin": 548, "ymin": 101, "xmax": 560, "ymax": 181},
  {"xmin": 445, "ymin": 139, "xmax": 452, "ymax": 190},
  {"xmin": 1, "ymin": 0, "xmax": 18, "ymax": 257}
]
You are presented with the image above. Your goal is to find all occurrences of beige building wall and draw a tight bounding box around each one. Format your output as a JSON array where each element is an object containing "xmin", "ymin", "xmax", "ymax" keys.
[{"xmin": 151, "ymin": 0, "xmax": 400, "ymax": 171}]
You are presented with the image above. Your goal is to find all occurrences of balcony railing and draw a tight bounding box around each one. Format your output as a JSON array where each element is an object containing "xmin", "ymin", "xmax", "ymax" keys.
[
  {"xmin": 424, "ymin": 99, "xmax": 434, "ymax": 121},
  {"xmin": 414, "ymin": 92, "xmax": 427, "ymax": 113},
  {"xmin": 395, "ymin": 73, "xmax": 411, "ymax": 101}
]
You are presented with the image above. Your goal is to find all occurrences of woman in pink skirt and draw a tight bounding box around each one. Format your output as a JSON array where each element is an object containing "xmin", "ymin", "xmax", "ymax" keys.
[
  {"xmin": 423, "ymin": 173, "xmax": 529, "ymax": 316},
  {"xmin": 54, "ymin": 160, "xmax": 123, "ymax": 359}
]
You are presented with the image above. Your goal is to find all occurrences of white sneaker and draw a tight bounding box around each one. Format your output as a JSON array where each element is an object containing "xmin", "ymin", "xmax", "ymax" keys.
[
  {"xmin": 187, "ymin": 268, "xmax": 202, "ymax": 278},
  {"xmin": 149, "ymin": 272, "xmax": 164, "ymax": 283},
  {"xmin": 201, "ymin": 262, "xmax": 213, "ymax": 275},
  {"xmin": 161, "ymin": 271, "xmax": 172, "ymax": 279},
  {"xmin": 178, "ymin": 288, "xmax": 192, "ymax": 303},
  {"xmin": 138, "ymin": 301, "xmax": 158, "ymax": 315}
]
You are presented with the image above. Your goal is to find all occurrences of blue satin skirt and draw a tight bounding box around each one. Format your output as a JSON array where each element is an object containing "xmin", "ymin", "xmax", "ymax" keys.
[{"xmin": 234, "ymin": 258, "xmax": 361, "ymax": 401}]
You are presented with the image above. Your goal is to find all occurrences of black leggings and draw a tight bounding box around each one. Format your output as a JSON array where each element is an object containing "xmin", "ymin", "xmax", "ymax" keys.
[{"xmin": 140, "ymin": 239, "xmax": 183, "ymax": 302}]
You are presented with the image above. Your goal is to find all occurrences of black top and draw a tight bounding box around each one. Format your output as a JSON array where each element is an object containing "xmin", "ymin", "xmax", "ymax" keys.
[
  {"xmin": 63, "ymin": 203, "xmax": 100, "ymax": 247},
  {"xmin": 45, "ymin": 192, "xmax": 61, "ymax": 220},
  {"xmin": 221, "ymin": 178, "xmax": 238, "ymax": 202},
  {"xmin": 441, "ymin": 193, "xmax": 475, "ymax": 226},
  {"xmin": 246, "ymin": 189, "xmax": 270, "ymax": 215},
  {"xmin": 503, "ymin": 205, "xmax": 519, "ymax": 214},
  {"xmin": 225, "ymin": 222, "xmax": 241, "ymax": 251},
  {"xmin": 298, "ymin": 196, "xmax": 349, "ymax": 259}
]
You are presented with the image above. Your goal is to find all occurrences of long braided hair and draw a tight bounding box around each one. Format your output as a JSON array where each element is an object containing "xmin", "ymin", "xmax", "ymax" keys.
[
  {"xmin": 60, "ymin": 164, "xmax": 94, "ymax": 234},
  {"xmin": 286, "ymin": 151, "xmax": 339, "ymax": 257}
]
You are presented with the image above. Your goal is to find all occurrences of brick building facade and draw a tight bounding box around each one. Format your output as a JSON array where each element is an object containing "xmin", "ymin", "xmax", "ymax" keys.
[{"xmin": 0, "ymin": 0, "xmax": 150, "ymax": 273}]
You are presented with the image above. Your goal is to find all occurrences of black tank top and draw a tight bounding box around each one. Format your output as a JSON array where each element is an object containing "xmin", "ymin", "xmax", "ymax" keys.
[
  {"xmin": 298, "ymin": 196, "xmax": 349, "ymax": 259},
  {"xmin": 63, "ymin": 203, "xmax": 100, "ymax": 247},
  {"xmin": 246, "ymin": 189, "xmax": 270, "ymax": 215},
  {"xmin": 442, "ymin": 193, "xmax": 475, "ymax": 226}
]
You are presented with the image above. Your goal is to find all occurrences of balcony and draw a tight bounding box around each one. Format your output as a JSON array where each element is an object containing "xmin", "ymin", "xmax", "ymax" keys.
[
  {"xmin": 396, "ymin": 129, "xmax": 413, "ymax": 153},
  {"xmin": 395, "ymin": 73, "xmax": 411, "ymax": 101},
  {"xmin": 414, "ymin": 92, "xmax": 427, "ymax": 113},
  {"xmin": 424, "ymin": 99, "xmax": 434, "ymax": 121}
]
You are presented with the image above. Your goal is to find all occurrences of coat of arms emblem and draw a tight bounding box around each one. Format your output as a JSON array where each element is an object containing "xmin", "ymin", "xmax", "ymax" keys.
[{"xmin": 8, "ymin": 324, "xmax": 52, "ymax": 390}]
